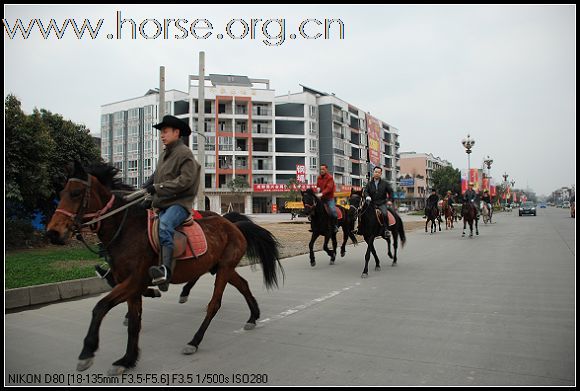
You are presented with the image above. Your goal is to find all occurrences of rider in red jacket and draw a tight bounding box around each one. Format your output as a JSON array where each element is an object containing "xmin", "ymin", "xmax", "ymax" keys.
[{"xmin": 316, "ymin": 164, "xmax": 338, "ymax": 233}]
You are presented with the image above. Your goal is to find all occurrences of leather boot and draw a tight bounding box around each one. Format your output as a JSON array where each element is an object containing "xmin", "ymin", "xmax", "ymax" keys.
[
  {"xmin": 331, "ymin": 216, "xmax": 339, "ymax": 233},
  {"xmin": 149, "ymin": 246, "xmax": 174, "ymax": 292}
]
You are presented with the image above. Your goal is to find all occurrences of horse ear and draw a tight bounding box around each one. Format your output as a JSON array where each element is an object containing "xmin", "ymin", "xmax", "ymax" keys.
[{"xmin": 72, "ymin": 160, "xmax": 87, "ymax": 180}]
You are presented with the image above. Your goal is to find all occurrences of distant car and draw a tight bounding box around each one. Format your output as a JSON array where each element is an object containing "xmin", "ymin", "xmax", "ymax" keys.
[
  {"xmin": 538, "ymin": 203, "xmax": 547, "ymax": 208},
  {"xmin": 519, "ymin": 201, "xmax": 536, "ymax": 216},
  {"xmin": 562, "ymin": 201, "xmax": 570, "ymax": 208},
  {"xmin": 398, "ymin": 203, "xmax": 409, "ymax": 213}
]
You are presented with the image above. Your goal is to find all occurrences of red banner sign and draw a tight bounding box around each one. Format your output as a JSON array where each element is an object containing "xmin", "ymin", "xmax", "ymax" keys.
[
  {"xmin": 296, "ymin": 164, "xmax": 306, "ymax": 183},
  {"xmin": 253, "ymin": 183, "xmax": 317, "ymax": 192},
  {"xmin": 365, "ymin": 113, "xmax": 381, "ymax": 167}
]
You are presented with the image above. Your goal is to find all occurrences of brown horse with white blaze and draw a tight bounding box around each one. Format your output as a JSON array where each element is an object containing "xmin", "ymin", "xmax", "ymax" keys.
[{"xmin": 46, "ymin": 161, "xmax": 283, "ymax": 375}]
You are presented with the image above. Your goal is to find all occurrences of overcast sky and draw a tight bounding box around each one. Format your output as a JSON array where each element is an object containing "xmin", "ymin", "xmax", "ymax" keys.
[{"xmin": 4, "ymin": 4, "xmax": 576, "ymax": 196}]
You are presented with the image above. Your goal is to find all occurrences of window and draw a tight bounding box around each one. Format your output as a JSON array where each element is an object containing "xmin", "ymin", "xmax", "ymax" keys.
[
  {"xmin": 205, "ymin": 155, "xmax": 216, "ymax": 169},
  {"xmin": 128, "ymin": 160, "xmax": 138, "ymax": 172},
  {"xmin": 218, "ymin": 136, "xmax": 233, "ymax": 151},
  {"xmin": 309, "ymin": 156, "xmax": 318, "ymax": 170},
  {"xmin": 309, "ymin": 139, "xmax": 318, "ymax": 152},
  {"xmin": 309, "ymin": 121, "xmax": 317, "ymax": 134},
  {"xmin": 309, "ymin": 105, "xmax": 317, "ymax": 118},
  {"xmin": 143, "ymin": 158, "xmax": 152, "ymax": 171}
]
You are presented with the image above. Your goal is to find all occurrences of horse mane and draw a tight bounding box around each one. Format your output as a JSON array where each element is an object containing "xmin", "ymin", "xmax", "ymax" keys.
[{"xmin": 85, "ymin": 162, "xmax": 135, "ymax": 191}]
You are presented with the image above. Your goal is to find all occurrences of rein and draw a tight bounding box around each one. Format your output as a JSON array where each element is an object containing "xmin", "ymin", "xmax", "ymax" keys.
[{"xmin": 56, "ymin": 176, "xmax": 147, "ymax": 254}]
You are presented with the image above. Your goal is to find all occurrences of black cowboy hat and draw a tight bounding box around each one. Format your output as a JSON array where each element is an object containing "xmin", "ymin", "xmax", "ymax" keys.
[{"xmin": 153, "ymin": 115, "xmax": 191, "ymax": 137}]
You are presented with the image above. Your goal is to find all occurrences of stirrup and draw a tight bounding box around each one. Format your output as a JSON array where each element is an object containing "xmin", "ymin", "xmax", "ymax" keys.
[
  {"xmin": 149, "ymin": 265, "xmax": 168, "ymax": 285},
  {"xmin": 95, "ymin": 264, "xmax": 110, "ymax": 279}
]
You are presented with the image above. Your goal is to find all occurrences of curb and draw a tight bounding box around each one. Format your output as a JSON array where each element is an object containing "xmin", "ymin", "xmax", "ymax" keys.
[{"xmin": 5, "ymin": 277, "xmax": 111, "ymax": 310}]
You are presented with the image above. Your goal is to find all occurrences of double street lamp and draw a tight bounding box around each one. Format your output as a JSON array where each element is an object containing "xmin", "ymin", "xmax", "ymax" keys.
[{"xmin": 461, "ymin": 134, "xmax": 476, "ymax": 173}]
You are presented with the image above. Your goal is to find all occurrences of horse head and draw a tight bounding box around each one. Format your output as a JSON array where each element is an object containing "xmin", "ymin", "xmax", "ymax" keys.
[
  {"xmin": 349, "ymin": 190, "xmax": 363, "ymax": 208},
  {"xmin": 301, "ymin": 188, "xmax": 319, "ymax": 216},
  {"xmin": 46, "ymin": 161, "xmax": 124, "ymax": 245}
]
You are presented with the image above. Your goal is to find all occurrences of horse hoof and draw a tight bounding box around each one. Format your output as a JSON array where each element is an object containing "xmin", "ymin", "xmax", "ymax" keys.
[
  {"xmin": 107, "ymin": 365, "xmax": 127, "ymax": 376},
  {"xmin": 391, "ymin": 261, "xmax": 397, "ymax": 267},
  {"xmin": 178, "ymin": 296, "xmax": 188, "ymax": 304},
  {"xmin": 76, "ymin": 358, "xmax": 93, "ymax": 371},
  {"xmin": 182, "ymin": 344, "xmax": 198, "ymax": 355},
  {"xmin": 244, "ymin": 322, "xmax": 256, "ymax": 330},
  {"xmin": 123, "ymin": 317, "xmax": 128, "ymax": 327},
  {"xmin": 375, "ymin": 266, "xmax": 381, "ymax": 271},
  {"xmin": 341, "ymin": 251, "xmax": 345, "ymax": 257},
  {"xmin": 361, "ymin": 273, "xmax": 368, "ymax": 278},
  {"xmin": 152, "ymin": 289, "xmax": 162, "ymax": 298},
  {"xmin": 310, "ymin": 261, "xmax": 316, "ymax": 267},
  {"xmin": 329, "ymin": 260, "xmax": 335, "ymax": 265}
]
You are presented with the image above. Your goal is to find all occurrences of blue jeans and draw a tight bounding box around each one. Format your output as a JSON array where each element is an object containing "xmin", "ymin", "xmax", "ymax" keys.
[
  {"xmin": 324, "ymin": 199, "xmax": 337, "ymax": 219},
  {"xmin": 158, "ymin": 205, "xmax": 189, "ymax": 250}
]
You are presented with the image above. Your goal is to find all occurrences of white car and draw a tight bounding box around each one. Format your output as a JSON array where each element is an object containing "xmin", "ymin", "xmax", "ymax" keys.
[{"xmin": 398, "ymin": 203, "xmax": 409, "ymax": 213}]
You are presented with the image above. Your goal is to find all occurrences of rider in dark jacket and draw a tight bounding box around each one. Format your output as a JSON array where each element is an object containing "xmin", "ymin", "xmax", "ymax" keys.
[
  {"xmin": 361, "ymin": 166, "xmax": 394, "ymax": 238},
  {"xmin": 463, "ymin": 182, "xmax": 480, "ymax": 218}
]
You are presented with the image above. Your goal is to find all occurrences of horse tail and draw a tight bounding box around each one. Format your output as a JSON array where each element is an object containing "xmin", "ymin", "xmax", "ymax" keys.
[
  {"xmin": 395, "ymin": 213, "xmax": 406, "ymax": 247},
  {"xmin": 224, "ymin": 214, "xmax": 285, "ymax": 290}
]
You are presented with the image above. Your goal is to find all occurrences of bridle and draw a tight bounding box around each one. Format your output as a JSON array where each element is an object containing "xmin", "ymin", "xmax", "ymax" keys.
[
  {"xmin": 302, "ymin": 192, "xmax": 318, "ymax": 216},
  {"xmin": 54, "ymin": 176, "xmax": 145, "ymax": 253}
]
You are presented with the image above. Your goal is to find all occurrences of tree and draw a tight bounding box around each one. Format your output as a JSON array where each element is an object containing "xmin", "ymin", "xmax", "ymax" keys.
[
  {"xmin": 5, "ymin": 95, "xmax": 55, "ymax": 219},
  {"xmin": 285, "ymin": 177, "xmax": 302, "ymax": 201},
  {"xmin": 5, "ymin": 94, "xmax": 102, "ymax": 244},
  {"xmin": 37, "ymin": 108, "xmax": 101, "ymax": 220},
  {"xmin": 431, "ymin": 166, "xmax": 461, "ymax": 196},
  {"xmin": 227, "ymin": 176, "xmax": 250, "ymax": 192}
]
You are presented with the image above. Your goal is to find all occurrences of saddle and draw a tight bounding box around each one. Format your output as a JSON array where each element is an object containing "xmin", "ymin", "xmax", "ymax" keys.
[
  {"xmin": 147, "ymin": 209, "xmax": 208, "ymax": 260},
  {"xmin": 323, "ymin": 204, "xmax": 343, "ymax": 221},
  {"xmin": 375, "ymin": 209, "xmax": 397, "ymax": 227}
]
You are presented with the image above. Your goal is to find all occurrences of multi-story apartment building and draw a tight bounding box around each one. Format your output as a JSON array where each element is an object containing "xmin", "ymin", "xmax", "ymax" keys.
[
  {"xmin": 398, "ymin": 152, "xmax": 451, "ymax": 210},
  {"xmin": 276, "ymin": 85, "xmax": 399, "ymax": 192},
  {"xmin": 100, "ymin": 76, "xmax": 400, "ymax": 214}
]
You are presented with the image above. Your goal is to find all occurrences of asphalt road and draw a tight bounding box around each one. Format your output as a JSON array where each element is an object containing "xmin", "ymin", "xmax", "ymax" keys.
[{"xmin": 4, "ymin": 207, "xmax": 575, "ymax": 386}]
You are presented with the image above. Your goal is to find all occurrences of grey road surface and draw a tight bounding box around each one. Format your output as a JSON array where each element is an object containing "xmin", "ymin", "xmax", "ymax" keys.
[{"xmin": 5, "ymin": 207, "xmax": 575, "ymax": 386}]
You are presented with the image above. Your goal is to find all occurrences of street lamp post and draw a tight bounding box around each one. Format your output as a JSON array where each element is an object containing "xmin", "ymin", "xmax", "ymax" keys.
[
  {"xmin": 483, "ymin": 155, "xmax": 493, "ymax": 178},
  {"xmin": 461, "ymin": 134, "xmax": 475, "ymax": 175},
  {"xmin": 502, "ymin": 173, "xmax": 509, "ymax": 207}
]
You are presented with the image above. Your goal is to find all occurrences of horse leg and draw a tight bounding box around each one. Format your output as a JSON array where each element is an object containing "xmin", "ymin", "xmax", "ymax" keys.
[
  {"xmin": 183, "ymin": 267, "xmax": 232, "ymax": 355},
  {"xmin": 77, "ymin": 277, "xmax": 143, "ymax": 372},
  {"xmin": 475, "ymin": 218, "xmax": 479, "ymax": 236},
  {"xmin": 425, "ymin": 219, "xmax": 428, "ymax": 232},
  {"xmin": 386, "ymin": 232, "xmax": 393, "ymax": 259},
  {"xmin": 370, "ymin": 238, "xmax": 381, "ymax": 272},
  {"xmin": 226, "ymin": 271, "xmax": 260, "ymax": 330},
  {"xmin": 178, "ymin": 277, "xmax": 201, "ymax": 304},
  {"xmin": 109, "ymin": 295, "xmax": 143, "ymax": 375},
  {"xmin": 362, "ymin": 237, "xmax": 372, "ymax": 278},
  {"xmin": 329, "ymin": 232, "xmax": 337, "ymax": 265},
  {"xmin": 309, "ymin": 233, "xmax": 319, "ymax": 267},
  {"xmin": 462, "ymin": 219, "xmax": 466, "ymax": 237},
  {"xmin": 340, "ymin": 225, "xmax": 348, "ymax": 257},
  {"xmin": 391, "ymin": 233, "xmax": 398, "ymax": 266}
]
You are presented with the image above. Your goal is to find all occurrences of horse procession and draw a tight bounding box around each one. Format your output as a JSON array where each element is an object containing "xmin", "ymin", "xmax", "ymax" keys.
[{"xmin": 45, "ymin": 158, "xmax": 496, "ymax": 376}]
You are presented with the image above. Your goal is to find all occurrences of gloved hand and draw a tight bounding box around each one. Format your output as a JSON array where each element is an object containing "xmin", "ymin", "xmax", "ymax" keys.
[
  {"xmin": 365, "ymin": 196, "xmax": 372, "ymax": 203},
  {"xmin": 145, "ymin": 184, "xmax": 156, "ymax": 195},
  {"xmin": 140, "ymin": 196, "xmax": 152, "ymax": 209}
]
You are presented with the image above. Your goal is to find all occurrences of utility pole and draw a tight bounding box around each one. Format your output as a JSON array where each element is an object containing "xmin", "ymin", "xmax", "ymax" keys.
[
  {"xmin": 197, "ymin": 52, "xmax": 206, "ymax": 210},
  {"xmin": 158, "ymin": 66, "xmax": 165, "ymax": 154}
]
